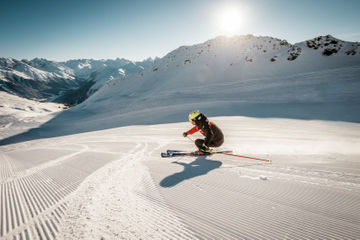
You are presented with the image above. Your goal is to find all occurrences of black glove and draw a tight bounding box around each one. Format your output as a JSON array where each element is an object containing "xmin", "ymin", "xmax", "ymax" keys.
[{"xmin": 183, "ymin": 132, "xmax": 188, "ymax": 137}]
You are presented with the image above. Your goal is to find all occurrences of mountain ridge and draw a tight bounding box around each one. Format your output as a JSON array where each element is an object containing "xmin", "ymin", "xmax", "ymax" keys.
[
  {"xmin": 1, "ymin": 34, "xmax": 359, "ymax": 112},
  {"xmin": 91, "ymin": 34, "xmax": 359, "ymax": 98},
  {"xmin": 0, "ymin": 57, "xmax": 155, "ymax": 105},
  {"xmin": 78, "ymin": 34, "xmax": 360, "ymax": 123},
  {"xmin": 1, "ymin": 34, "xmax": 360, "ymax": 146}
]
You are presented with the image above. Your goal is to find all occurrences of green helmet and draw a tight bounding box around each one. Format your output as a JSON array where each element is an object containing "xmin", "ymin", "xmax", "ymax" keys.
[{"xmin": 188, "ymin": 110, "xmax": 201, "ymax": 122}]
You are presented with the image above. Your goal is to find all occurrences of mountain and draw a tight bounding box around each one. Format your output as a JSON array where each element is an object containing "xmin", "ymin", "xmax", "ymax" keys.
[
  {"xmin": 1, "ymin": 34, "xmax": 360, "ymax": 145},
  {"xmin": 61, "ymin": 58, "xmax": 155, "ymax": 95},
  {"xmin": 73, "ymin": 34, "xmax": 360, "ymax": 128},
  {"xmin": 0, "ymin": 57, "xmax": 155, "ymax": 105}
]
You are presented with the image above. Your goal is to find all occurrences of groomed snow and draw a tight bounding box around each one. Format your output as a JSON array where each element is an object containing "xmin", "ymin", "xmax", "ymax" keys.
[{"xmin": 1, "ymin": 117, "xmax": 359, "ymax": 239}]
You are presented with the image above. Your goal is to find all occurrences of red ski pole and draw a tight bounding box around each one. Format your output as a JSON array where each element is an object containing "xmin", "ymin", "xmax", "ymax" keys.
[
  {"xmin": 187, "ymin": 136, "xmax": 271, "ymax": 163},
  {"xmin": 218, "ymin": 152, "xmax": 271, "ymax": 163}
]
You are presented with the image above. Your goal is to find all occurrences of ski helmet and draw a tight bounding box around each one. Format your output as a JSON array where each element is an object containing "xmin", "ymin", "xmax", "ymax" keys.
[{"xmin": 188, "ymin": 110, "xmax": 201, "ymax": 122}]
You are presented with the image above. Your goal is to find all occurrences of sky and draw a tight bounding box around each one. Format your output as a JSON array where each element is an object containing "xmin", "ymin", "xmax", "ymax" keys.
[{"xmin": 1, "ymin": 0, "xmax": 360, "ymax": 61}]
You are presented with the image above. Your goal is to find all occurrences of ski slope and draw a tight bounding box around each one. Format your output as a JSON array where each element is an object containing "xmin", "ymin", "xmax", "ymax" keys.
[
  {"xmin": 0, "ymin": 92, "xmax": 65, "ymax": 140},
  {"xmin": 1, "ymin": 35, "xmax": 360, "ymax": 239},
  {"xmin": 1, "ymin": 117, "xmax": 360, "ymax": 239}
]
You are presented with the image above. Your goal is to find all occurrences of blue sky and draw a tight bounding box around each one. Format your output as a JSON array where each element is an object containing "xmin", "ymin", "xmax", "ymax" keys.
[{"xmin": 1, "ymin": 0, "xmax": 359, "ymax": 61}]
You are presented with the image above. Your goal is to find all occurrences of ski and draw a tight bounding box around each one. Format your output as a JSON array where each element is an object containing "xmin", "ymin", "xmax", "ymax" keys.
[
  {"xmin": 161, "ymin": 150, "xmax": 271, "ymax": 163},
  {"xmin": 161, "ymin": 150, "xmax": 232, "ymax": 158}
]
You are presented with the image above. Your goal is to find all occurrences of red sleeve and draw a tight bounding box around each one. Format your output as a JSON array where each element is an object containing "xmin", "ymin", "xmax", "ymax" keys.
[{"xmin": 187, "ymin": 126, "xmax": 199, "ymax": 135}]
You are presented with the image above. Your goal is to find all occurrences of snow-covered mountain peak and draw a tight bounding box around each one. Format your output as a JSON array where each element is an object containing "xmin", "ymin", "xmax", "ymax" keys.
[
  {"xmin": 78, "ymin": 34, "xmax": 360, "ymax": 126},
  {"xmin": 0, "ymin": 57, "xmax": 17, "ymax": 68},
  {"xmin": 303, "ymin": 34, "xmax": 360, "ymax": 56},
  {"xmin": 157, "ymin": 34, "xmax": 295, "ymax": 70},
  {"xmin": 146, "ymin": 34, "xmax": 359, "ymax": 76},
  {"xmin": 0, "ymin": 56, "xmax": 155, "ymax": 105},
  {"xmin": 2, "ymin": 34, "xmax": 359, "ymax": 116}
]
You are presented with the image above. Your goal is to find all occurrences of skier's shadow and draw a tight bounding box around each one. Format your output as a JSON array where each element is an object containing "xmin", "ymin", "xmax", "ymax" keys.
[{"xmin": 160, "ymin": 156, "xmax": 222, "ymax": 188}]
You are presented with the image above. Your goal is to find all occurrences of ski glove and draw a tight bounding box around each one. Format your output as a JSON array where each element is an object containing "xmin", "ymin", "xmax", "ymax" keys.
[{"xmin": 183, "ymin": 132, "xmax": 188, "ymax": 137}]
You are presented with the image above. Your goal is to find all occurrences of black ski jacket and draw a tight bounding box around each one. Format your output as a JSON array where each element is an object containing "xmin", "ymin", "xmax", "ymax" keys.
[{"xmin": 187, "ymin": 113, "xmax": 224, "ymax": 146}]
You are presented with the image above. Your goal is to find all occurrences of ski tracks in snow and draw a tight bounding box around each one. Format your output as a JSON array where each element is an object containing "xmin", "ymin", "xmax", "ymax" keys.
[
  {"xmin": 147, "ymin": 152, "xmax": 360, "ymax": 239},
  {"xmin": 58, "ymin": 140, "xmax": 195, "ymax": 240},
  {"xmin": 0, "ymin": 130, "xmax": 193, "ymax": 240},
  {"xmin": 1, "ymin": 120, "xmax": 360, "ymax": 239},
  {"xmin": 0, "ymin": 139, "xmax": 121, "ymax": 240}
]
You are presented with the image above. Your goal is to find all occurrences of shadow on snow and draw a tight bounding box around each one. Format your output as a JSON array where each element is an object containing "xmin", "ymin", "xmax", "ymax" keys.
[{"xmin": 160, "ymin": 156, "xmax": 222, "ymax": 188}]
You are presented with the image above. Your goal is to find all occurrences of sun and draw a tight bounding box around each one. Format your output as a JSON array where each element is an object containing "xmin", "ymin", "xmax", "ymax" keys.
[{"xmin": 216, "ymin": 6, "xmax": 244, "ymax": 36}]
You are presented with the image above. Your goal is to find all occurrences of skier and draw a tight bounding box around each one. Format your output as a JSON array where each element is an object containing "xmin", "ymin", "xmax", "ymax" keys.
[{"xmin": 183, "ymin": 110, "xmax": 224, "ymax": 154}]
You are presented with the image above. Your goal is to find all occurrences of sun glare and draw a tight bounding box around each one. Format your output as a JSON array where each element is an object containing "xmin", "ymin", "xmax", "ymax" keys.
[{"xmin": 216, "ymin": 6, "xmax": 244, "ymax": 36}]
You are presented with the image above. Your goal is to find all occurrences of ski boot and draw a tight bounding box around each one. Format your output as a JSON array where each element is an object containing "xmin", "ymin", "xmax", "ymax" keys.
[{"xmin": 197, "ymin": 146, "xmax": 212, "ymax": 156}]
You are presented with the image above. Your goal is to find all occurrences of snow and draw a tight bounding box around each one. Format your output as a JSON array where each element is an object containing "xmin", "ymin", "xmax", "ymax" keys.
[
  {"xmin": 0, "ymin": 34, "xmax": 360, "ymax": 239},
  {"xmin": 1, "ymin": 117, "xmax": 359, "ymax": 239},
  {"xmin": 0, "ymin": 92, "xmax": 65, "ymax": 140},
  {"xmin": 77, "ymin": 62, "xmax": 92, "ymax": 70},
  {"xmin": 118, "ymin": 68, "xmax": 125, "ymax": 75}
]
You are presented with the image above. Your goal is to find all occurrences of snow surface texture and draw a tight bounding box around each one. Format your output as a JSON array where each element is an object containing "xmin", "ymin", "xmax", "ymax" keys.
[
  {"xmin": 0, "ymin": 92, "xmax": 64, "ymax": 140},
  {"xmin": 1, "ymin": 35, "xmax": 360, "ymax": 239},
  {"xmin": 0, "ymin": 117, "xmax": 360, "ymax": 239}
]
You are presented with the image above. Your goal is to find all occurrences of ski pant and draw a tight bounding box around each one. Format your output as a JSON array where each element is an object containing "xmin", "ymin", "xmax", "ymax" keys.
[{"xmin": 195, "ymin": 138, "xmax": 224, "ymax": 150}]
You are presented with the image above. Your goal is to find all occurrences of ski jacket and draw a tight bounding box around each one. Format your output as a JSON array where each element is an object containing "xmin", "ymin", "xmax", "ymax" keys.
[{"xmin": 186, "ymin": 114, "xmax": 224, "ymax": 146}]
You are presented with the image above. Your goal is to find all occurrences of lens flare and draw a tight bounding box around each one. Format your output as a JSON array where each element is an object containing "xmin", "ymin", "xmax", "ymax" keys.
[{"xmin": 216, "ymin": 6, "xmax": 244, "ymax": 36}]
